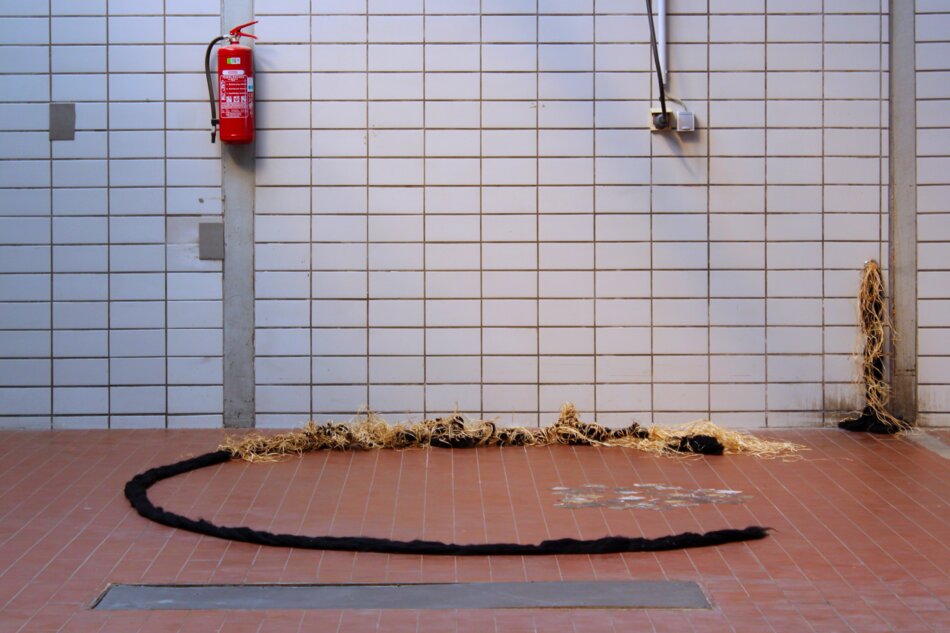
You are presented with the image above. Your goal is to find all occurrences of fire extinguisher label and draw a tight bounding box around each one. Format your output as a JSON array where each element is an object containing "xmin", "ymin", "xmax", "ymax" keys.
[
  {"xmin": 247, "ymin": 77, "xmax": 254, "ymax": 93},
  {"xmin": 220, "ymin": 73, "xmax": 248, "ymax": 118}
]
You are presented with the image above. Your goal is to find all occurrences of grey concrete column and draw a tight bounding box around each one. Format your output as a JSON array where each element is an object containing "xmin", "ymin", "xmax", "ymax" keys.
[
  {"xmin": 888, "ymin": 0, "xmax": 917, "ymax": 424},
  {"xmin": 221, "ymin": 0, "xmax": 255, "ymax": 428}
]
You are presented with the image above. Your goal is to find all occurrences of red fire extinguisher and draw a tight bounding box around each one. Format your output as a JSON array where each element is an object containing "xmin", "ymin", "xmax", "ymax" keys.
[{"xmin": 205, "ymin": 21, "xmax": 257, "ymax": 144}]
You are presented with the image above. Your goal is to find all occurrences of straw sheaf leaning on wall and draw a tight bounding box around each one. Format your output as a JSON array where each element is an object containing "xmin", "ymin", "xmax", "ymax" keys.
[
  {"xmin": 857, "ymin": 261, "xmax": 904, "ymax": 428},
  {"xmin": 839, "ymin": 260, "xmax": 907, "ymax": 433}
]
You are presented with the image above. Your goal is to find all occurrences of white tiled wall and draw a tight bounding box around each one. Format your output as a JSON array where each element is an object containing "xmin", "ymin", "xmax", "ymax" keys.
[
  {"xmin": 3, "ymin": 1, "xmax": 945, "ymax": 430},
  {"xmin": 0, "ymin": 0, "xmax": 223, "ymax": 429},
  {"xmin": 252, "ymin": 0, "xmax": 894, "ymax": 428},
  {"xmin": 917, "ymin": 0, "xmax": 950, "ymax": 426}
]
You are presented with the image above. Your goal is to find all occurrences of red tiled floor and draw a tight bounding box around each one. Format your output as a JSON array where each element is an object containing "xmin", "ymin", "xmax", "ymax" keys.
[{"xmin": 0, "ymin": 428, "xmax": 948, "ymax": 631}]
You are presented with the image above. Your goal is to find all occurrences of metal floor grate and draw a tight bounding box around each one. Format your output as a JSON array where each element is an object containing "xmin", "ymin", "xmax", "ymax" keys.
[{"xmin": 94, "ymin": 581, "xmax": 710, "ymax": 610}]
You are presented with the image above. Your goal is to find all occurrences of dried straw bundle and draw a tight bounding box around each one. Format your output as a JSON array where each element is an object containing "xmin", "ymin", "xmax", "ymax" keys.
[
  {"xmin": 839, "ymin": 260, "xmax": 905, "ymax": 433},
  {"xmin": 613, "ymin": 419, "xmax": 804, "ymax": 458},
  {"xmin": 858, "ymin": 261, "xmax": 901, "ymax": 426},
  {"xmin": 221, "ymin": 403, "xmax": 804, "ymax": 462}
]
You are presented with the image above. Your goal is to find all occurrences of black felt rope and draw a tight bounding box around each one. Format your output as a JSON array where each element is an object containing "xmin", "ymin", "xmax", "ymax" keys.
[{"xmin": 125, "ymin": 450, "xmax": 770, "ymax": 555}]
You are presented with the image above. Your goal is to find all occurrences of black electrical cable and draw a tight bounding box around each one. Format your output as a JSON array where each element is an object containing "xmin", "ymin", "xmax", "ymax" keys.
[
  {"xmin": 645, "ymin": 0, "xmax": 669, "ymax": 129},
  {"xmin": 125, "ymin": 449, "xmax": 771, "ymax": 555},
  {"xmin": 204, "ymin": 35, "xmax": 227, "ymax": 143}
]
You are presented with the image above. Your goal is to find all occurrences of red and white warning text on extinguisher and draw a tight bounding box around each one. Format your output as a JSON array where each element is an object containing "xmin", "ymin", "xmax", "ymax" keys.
[{"xmin": 205, "ymin": 21, "xmax": 257, "ymax": 144}]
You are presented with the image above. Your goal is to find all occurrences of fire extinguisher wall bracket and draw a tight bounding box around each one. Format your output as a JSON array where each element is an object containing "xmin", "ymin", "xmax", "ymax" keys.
[{"xmin": 205, "ymin": 21, "xmax": 258, "ymax": 145}]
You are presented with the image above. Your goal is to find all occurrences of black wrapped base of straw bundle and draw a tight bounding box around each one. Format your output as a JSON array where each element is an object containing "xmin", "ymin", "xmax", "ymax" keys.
[{"xmin": 839, "ymin": 404, "xmax": 905, "ymax": 435}]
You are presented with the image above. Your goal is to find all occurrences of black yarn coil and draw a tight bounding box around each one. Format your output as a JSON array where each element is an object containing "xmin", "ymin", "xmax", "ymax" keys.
[{"xmin": 125, "ymin": 449, "xmax": 770, "ymax": 555}]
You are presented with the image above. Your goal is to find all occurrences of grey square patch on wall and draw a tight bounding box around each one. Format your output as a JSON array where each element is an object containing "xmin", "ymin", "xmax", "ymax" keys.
[
  {"xmin": 199, "ymin": 222, "xmax": 225, "ymax": 260},
  {"xmin": 49, "ymin": 103, "xmax": 76, "ymax": 141}
]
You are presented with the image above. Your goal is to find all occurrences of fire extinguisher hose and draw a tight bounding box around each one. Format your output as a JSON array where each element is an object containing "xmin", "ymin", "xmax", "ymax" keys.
[{"xmin": 205, "ymin": 35, "xmax": 227, "ymax": 143}]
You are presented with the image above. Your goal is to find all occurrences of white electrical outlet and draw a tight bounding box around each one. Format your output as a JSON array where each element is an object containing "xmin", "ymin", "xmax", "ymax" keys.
[{"xmin": 676, "ymin": 111, "xmax": 695, "ymax": 132}]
